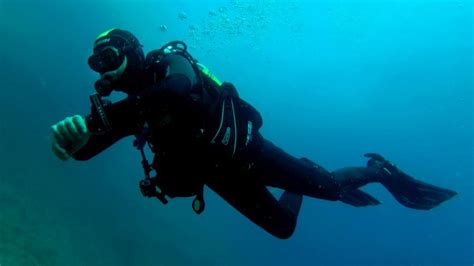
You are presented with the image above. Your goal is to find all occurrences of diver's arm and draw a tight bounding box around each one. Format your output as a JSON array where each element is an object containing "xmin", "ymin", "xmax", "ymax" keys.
[
  {"xmin": 73, "ymin": 53, "xmax": 198, "ymax": 160},
  {"xmin": 71, "ymin": 128, "xmax": 135, "ymax": 161},
  {"xmin": 74, "ymin": 73, "xmax": 196, "ymax": 161},
  {"xmin": 72, "ymin": 96, "xmax": 144, "ymax": 161}
]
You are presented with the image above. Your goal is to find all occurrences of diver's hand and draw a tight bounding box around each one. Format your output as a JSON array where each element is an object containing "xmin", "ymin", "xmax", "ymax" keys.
[{"xmin": 51, "ymin": 115, "xmax": 91, "ymax": 161}]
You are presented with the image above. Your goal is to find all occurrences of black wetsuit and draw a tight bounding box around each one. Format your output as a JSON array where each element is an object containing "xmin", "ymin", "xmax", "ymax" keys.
[{"xmin": 74, "ymin": 52, "xmax": 457, "ymax": 239}]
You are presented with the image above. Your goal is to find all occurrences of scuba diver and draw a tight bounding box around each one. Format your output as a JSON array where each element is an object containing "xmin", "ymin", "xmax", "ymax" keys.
[{"xmin": 50, "ymin": 29, "xmax": 457, "ymax": 239}]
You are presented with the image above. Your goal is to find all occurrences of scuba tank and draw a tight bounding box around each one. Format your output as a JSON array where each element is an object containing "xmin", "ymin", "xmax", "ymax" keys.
[
  {"xmin": 145, "ymin": 41, "xmax": 223, "ymax": 95},
  {"xmin": 139, "ymin": 41, "xmax": 214, "ymax": 214}
]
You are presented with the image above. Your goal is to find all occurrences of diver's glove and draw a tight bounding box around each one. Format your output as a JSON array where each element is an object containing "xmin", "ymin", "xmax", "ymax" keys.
[{"xmin": 51, "ymin": 115, "xmax": 91, "ymax": 161}]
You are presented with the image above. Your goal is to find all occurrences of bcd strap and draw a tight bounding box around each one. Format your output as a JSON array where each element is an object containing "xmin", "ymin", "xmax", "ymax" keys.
[{"xmin": 208, "ymin": 82, "xmax": 242, "ymax": 158}]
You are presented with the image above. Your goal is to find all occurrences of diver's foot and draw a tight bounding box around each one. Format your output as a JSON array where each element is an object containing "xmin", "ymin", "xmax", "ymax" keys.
[{"xmin": 364, "ymin": 153, "xmax": 398, "ymax": 178}]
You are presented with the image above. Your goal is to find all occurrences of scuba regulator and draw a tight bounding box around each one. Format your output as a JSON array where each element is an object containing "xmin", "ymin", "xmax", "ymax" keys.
[{"xmin": 85, "ymin": 93, "xmax": 169, "ymax": 206}]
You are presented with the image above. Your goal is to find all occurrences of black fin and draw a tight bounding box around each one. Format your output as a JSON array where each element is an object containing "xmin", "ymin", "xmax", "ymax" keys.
[
  {"xmin": 381, "ymin": 172, "xmax": 458, "ymax": 210},
  {"xmin": 339, "ymin": 188, "xmax": 381, "ymax": 207}
]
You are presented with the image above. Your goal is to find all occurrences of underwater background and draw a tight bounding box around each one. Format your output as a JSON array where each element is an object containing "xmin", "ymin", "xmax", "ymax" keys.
[{"xmin": 0, "ymin": 0, "xmax": 472, "ymax": 265}]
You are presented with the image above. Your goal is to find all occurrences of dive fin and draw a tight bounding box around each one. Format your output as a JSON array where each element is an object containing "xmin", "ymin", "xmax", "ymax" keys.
[
  {"xmin": 339, "ymin": 188, "xmax": 381, "ymax": 207},
  {"xmin": 364, "ymin": 153, "xmax": 458, "ymax": 210},
  {"xmin": 381, "ymin": 172, "xmax": 457, "ymax": 210}
]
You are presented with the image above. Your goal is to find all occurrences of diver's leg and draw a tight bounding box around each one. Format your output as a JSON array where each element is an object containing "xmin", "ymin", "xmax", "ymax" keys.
[
  {"xmin": 302, "ymin": 155, "xmax": 457, "ymax": 209},
  {"xmin": 249, "ymin": 138, "xmax": 457, "ymax": 209},
  {"xmin": 248, "ymin": 138, "xmax": 385, "ymax": 206},
  {"xmin": 248, "ymin": 138, "xmax": 343, "ymax": 201},
  {"xmin": 207, "ymin": 173, "xmax": 303, "ymax": 239},
  {"xmin": 330, "ymin": 166, "xmax": 384, "ymax": 206},
  {"xmin": 300, "ymin": 152, "xmax": 448, "ymax": 209}
]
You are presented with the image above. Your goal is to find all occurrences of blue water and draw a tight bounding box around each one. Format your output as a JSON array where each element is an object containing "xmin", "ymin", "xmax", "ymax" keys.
[{"xmin": 0, "ymin": 0, "xmax": 472, "ymax": 265}]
